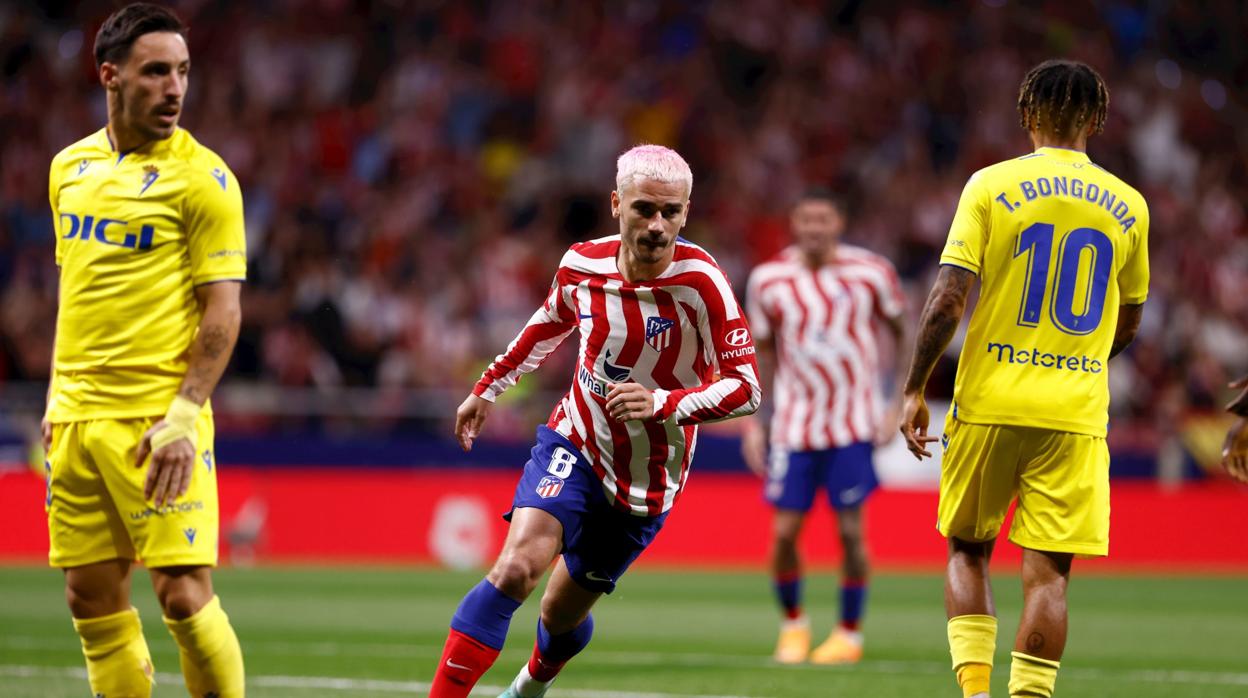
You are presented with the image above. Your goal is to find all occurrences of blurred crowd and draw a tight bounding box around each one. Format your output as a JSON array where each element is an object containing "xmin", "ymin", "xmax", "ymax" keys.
[{"xmin": 1, "ymin": 0, "xmax": 1246, "ymax": 438}]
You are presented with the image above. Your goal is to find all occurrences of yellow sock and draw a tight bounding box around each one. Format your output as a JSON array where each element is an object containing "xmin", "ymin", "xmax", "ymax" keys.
[
  {"xmin": 1009, "ymin": 651, "xmax": 1060, "ymax": 697},
  {"xmin": 163, "ymin": 595, "xmax": 245, "ymax": 697},
  {"xmin": 948, "ymin": 614, "xmax": 997, "ymax": 697},
  {"xmin": 73, "ymin": 607, "xmax": 155, "ymax": 698}
]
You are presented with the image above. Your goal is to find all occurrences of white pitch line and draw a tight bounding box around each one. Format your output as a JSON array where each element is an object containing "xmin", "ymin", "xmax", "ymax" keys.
[
  {"xmin": 6, "ymin": 636, "xmax": 1248, "ymax": 689},
  {"xmin": 0, "ymin": 664, "xmax": 758, "ymax": 698}
]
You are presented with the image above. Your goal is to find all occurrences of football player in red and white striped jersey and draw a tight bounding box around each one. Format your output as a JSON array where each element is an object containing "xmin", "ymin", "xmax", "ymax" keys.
[
  {"xmin": 430, "ymin": 145, "xmax": 761, "ymax": 698},
  {"xmin": 741, "ymin": 189, "xmax": 906, "ymax": 665}
]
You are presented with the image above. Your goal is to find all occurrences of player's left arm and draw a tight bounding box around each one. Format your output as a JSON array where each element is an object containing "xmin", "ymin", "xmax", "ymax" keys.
[
  {"xmin": 608, "ymin": 271, "xmax": 762, "ymax": 425},
  {"xmin": 1111, "ymin": 197, "xmax": 1149, "ymax": 362},
  {"xmin": 872, "ymin": 261, "xmax": 908, "ymax": 445},
  {"xmin": 137, "ymin": 160, "xmax": 247, "ymax": 506},
  {"xmin": 1108, "ymin": 303, "xmax": 1143, "ymax": 359}
]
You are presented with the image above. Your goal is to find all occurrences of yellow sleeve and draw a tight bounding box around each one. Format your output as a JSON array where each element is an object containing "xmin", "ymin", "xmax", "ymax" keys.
[
  {"xmin": 185, "ymin": 161, "xmax": 247, "ymax": 285},
  {"xmin": 940, "ymin": 171, "xmax": 991, "ymax": 275},
  {"xmin": 49, "ymin": 156, "xmax": 64, "ymax": 266},
  {"xmin": 1118, "ymin": 198, "xmax": 1149, "ymax": 304}
]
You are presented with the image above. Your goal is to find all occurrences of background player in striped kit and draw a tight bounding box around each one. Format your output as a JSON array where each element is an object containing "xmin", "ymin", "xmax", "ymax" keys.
[
  {"xmin": 741, "ymin": 189, "xmax": 906, "ymax": 664},
  {"xmin": 429, "ymin": 144, "xmax": 761, "ymax": 698}
]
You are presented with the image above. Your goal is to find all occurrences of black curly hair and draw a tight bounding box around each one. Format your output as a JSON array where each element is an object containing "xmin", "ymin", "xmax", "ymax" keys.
[{"xmin": 1017, "ymin": 59, "xmax": 1109, "ymax": 140}]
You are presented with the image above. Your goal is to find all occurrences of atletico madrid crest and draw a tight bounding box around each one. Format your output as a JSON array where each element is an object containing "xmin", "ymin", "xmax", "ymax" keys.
[
  {"xmin": 536, "ymin": 476, "xmax": 564, "ymax": 499},
  {"xmin": 645, "ymin": 316, "xmax": 675, "ymax": 352}
]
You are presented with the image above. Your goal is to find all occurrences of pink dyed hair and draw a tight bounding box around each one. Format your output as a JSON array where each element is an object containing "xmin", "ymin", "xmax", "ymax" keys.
[{"xmin": 615, "ymin": 144, "xmax": 693, "ymax": 195}]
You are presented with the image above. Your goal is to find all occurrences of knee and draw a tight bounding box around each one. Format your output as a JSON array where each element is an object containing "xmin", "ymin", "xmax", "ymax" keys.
[
  {"xmin": 772, "ymin": 517, "xmax": 803, "ymax": 548},
  {"xmin": 65, "ymin": 582, "xmax": 126, "ymax": 619},
  {"xmin": 539, "ymin": 596, "xmax": 590, "ymax": 635},
  {"xmin": 152, "ymin": 570, "xmax": 213, "ymax": 620},
  {"xmin": 488, "ymin": 553, "xmax": 545, "ymax": 600}
]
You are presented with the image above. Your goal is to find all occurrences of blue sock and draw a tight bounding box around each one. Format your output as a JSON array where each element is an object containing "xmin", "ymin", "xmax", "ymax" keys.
[
  {"xmin": 535, "ymin": 614, "xmax": 594, "ymax": 664},
  {"xmin": 450, "ymin": 579, "xmax": 522, "ymax": 650},
  {"xmin": 840, "ymin": 578, "xmax": 867, "ymax": 630},
  {"xmin": 774, "ymin": 572, "xmax": 803, "ymax": 619}
]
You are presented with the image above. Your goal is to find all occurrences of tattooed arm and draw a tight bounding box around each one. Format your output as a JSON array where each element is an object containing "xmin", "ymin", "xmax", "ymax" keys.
[
  {"xmin": 898, "ymin": 266, "xmax": 976, "ymax": 459},
  {"xmin": 136, "ymin": 281, "xmax": 242, "ymax": 506},
  {"xmin": 177, "ymin": 281, "xmax": 243, "ymax": 404}
]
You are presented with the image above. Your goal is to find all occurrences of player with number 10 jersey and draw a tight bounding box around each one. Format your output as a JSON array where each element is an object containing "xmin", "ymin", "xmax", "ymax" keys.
[
  {"xmin": 901, "ymin": 59, "xmax": 1149, "ymax": 698},
  {"xmin": 938, "ymin": 146, "xmax": 1143, "ymax": 434},
  {"xmin": 940, "ymin": 146, "xmax": 1148, "ymax": 436}
]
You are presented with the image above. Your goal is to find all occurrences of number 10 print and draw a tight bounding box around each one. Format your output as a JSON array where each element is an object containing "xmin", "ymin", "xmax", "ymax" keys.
[{"xmin": 1014, "ymin": 222, "xmax": 1114, "ymax": 335}]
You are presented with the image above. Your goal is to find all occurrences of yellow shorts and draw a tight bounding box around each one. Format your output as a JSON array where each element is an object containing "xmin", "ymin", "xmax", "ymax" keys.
[
  {"xmin": 46, "ymin": 411, "xmax": 219, "ymax": 568},
  {"xmin": 937, "ymin": 416, "xmax": 1110, "ymax": 557}
]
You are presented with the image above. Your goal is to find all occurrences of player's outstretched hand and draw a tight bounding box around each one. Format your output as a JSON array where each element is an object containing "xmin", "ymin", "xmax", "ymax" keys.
[
  {"xmin": 1222, "ymin": 417, "xmax": 1248, "ymax": 483},
  {"xmin": 606, "ymin": 382, "xmax": 654, "ymax": 422},
  {"xmin": 1226, "ymin": 376, "xmax": 1248, "ymax": 417},
  {"xmin": 899, "ymin": 391, "xmax": 938, "ymax": 460},
  {"xmin": 740, "ymin": 417, "xmax": 768, "ymax": 477},
  {"xmin": 136, "ymin": 420, "xmax": 196, "ymax": 508},
  {"xmin": 454, "ymin": 394, "xmax": 493, "ymax": 452}
]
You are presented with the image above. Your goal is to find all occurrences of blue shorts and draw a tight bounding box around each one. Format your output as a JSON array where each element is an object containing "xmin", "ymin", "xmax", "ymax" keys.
[
  {"xmin": 506, "ymin": 426, "xmax": 667, "ymax": 594},
  {"xmin": 765, "ymin": 442, "xmax": 878, "ymax": 512}
]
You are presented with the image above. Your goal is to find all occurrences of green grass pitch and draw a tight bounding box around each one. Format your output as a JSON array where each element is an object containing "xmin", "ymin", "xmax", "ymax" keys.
[{"xmin": 2, "ymin": 566, "xmax": 1246, "ymax": 697}]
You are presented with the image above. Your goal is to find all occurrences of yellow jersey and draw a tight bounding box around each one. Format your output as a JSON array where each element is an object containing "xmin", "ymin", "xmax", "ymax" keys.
[
  {"xmin": 940, "ymin": 146, "xmax": 1149, "ymax": 437},
  {"xmin": 47, "ymin": 127, "xmax": 247, "ymax": 422}
]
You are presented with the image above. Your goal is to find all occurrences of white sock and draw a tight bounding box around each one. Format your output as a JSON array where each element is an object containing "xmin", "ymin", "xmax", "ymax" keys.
[{"xmin": 512, "ymin": 663, "xmax": 556, "ymax": 698}]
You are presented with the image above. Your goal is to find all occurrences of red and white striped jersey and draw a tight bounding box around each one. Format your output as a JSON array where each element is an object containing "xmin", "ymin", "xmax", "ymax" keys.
[
  {"xmin": 475, "ymin": 235, "xmax": 762, "ymax": 517},
  {"xmin": 746, "ymin": 244, "xmax": 904, "ymax": 451}
]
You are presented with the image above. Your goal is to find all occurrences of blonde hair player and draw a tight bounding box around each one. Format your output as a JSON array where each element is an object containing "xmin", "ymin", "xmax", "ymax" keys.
[
  {"xmin": 900, "ymin": 59, "xmax": 1148, "ymax": 698},
  {"xmin": 44, "ymin": 4, "xmax": 246, "ymax": 695},
  {"xmin": 429, "ymin": 144, "xmax": 761, "ymax": 697}
]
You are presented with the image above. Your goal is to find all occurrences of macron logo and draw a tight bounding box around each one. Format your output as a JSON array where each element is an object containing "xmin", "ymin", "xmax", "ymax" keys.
[{"xmin": 211, "ymin": 168, "xmax": 227, "ymax": 191}]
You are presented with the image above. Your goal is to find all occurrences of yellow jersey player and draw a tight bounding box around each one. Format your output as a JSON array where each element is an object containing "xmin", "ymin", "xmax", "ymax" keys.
[
  {"xmin": 900, "ymin": 60, "xmax": 1148, "ymax": 698},
  {"xmin": 1222, "ymin": 375, "xmax": 1248, "ymax": 483},
  {"xmin": 43, "ymin": 4, "xmax": 246, "ymax": 696}
]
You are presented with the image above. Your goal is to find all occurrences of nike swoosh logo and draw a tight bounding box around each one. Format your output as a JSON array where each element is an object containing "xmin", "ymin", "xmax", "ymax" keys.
[
  {"xmin": 585, "ymin": 571, "xmax": 613, "ymax": 583},
  {"xmin": 840, "ymin": 485, "xmax": 865, "ymax": 504},
  {"xmin": 446, "ymin": 659, "xmax": 472, "ymax": 671}
]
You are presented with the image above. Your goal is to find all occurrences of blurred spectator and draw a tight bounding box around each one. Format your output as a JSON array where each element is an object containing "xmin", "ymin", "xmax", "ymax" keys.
[{"xmin": 2, "ymin": 0, "xmax": 1245, "ymax": 439}]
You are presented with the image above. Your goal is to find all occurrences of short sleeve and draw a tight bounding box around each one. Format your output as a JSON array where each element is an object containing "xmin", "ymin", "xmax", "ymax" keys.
[
  {"xmin": 940, "ymin": 172, "xmax": 991, "ymax": 276},
  {"xmin": 50, "ymin": 157, "xmax": 64, "ymax": 266},
  {"xmin": 871, "ymin": 259, "xmax": 905, "ymax": 320},
  {"xmin": 185, "ymin": 162, "xmax": 247, "ymax": 285},
  {"xmin": 744, "ymin": 268, "xmax": 772, "ymax": 341},
  {"xmin": 1117, "ymin": 199, "xmax": 1149, "ymax": 304}
]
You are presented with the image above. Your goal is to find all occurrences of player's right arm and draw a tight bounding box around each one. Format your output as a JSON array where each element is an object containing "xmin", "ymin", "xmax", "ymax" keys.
[
  {"xmin": 1223, "ymin": 417, "xmax": 1248, "ymax": 483},
  {"xmin": 457, "ymin": 270, "xmax": 578, "ymax": 451},
  {"xmin": 42, "ymin": 152, "xmax": 67, "ymax": 452},
  {"xmin": 740, "ymin": 267, "xmax": 777, "ymax": 477},
  {"xmin": 1222, "ymin": 375, "xmax": 1248, "ymax": 483},
  {"xmin": 900, "ymin": 266, "xmax": 975, "ymax": 458},
  {"xmin": 1227, "ymin": 375, "xmax": 1248, "ymax": 417},
  {"xmin": 900, "ymin": 171, "xmax": 987, "ymax": 459}
]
